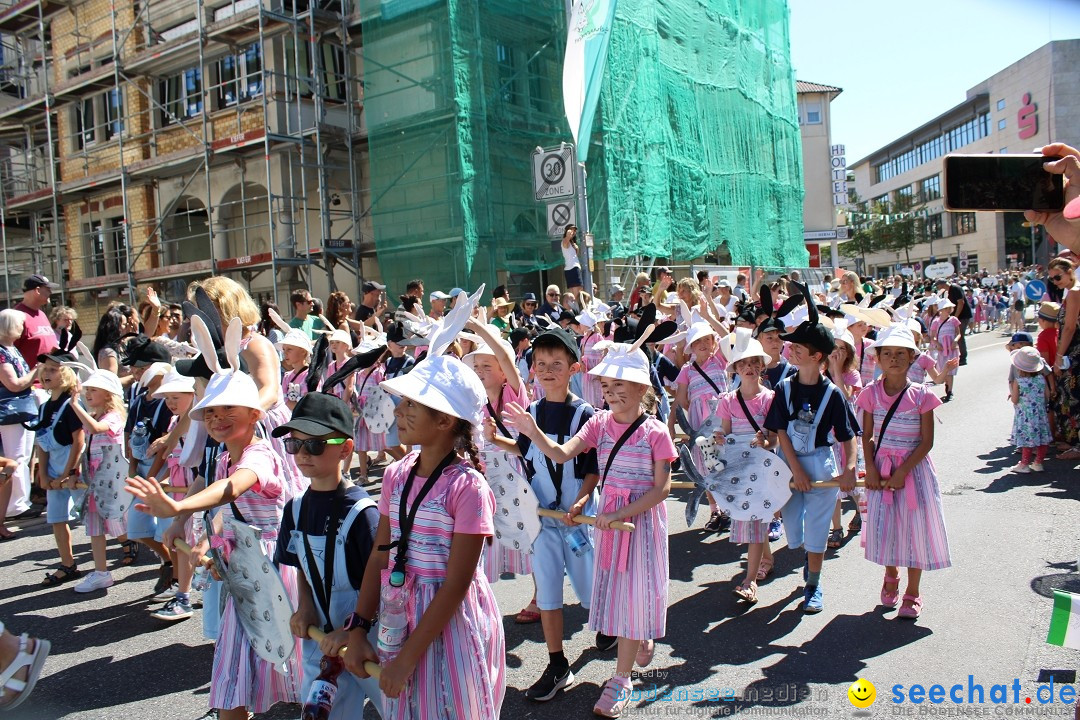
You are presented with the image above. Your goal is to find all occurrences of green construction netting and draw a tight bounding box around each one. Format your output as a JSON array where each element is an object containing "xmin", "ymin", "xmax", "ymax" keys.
[{"xmin": 360, "ymin": 0, "xmax": 805, "ymax": 295}]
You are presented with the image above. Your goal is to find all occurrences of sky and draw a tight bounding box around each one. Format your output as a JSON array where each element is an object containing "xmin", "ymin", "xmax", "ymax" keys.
[{"xmin": 788, "ymin": 0, "xmax": 1080, "ymax": 164}]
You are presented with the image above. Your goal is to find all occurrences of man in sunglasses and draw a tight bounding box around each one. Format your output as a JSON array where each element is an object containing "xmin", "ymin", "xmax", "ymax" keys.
[
  {"xmin": 272, "ymin": 392, "xmax": 384, "ymax": 716},
  {"xmin": 289, "ymin": 288, "xmax": 325, "ymax": 341},
  {"xmin": 539, "ymin": 284, "xmax": 564, "ymax": 323}
]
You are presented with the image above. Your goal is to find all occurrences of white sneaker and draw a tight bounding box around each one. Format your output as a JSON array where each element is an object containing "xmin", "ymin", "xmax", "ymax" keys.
[
  {"xmin": 1031, "ymin": 462, "xmax": 1045, "ymax": 472},
  {"xmin": 74, "ymin": 570, "xmax": 114, "ymax": 593},
  {"xmin": 1012, "ymin": 463, "xmax": 1032, "ymax": 474}
]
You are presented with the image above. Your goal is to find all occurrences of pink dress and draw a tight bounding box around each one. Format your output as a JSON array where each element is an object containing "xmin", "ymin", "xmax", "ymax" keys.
[
  {"xmin": 929, "ymin": 316, "xmax": 961, "ymax": 377},
  {"xmin": 163, "ymin": 415, "xmax": 197, "ymax": 545},
  {"xmin": 676, "ymin": 354, "xmax": 728, "ymax": 430},
  {"xmin": 575, "ymin": 412, "xmax": 677, "ymax": 640},
  {"xmin": 906, "ymin": 353, "xmax": 937, "ymax": 385},
  {"xmin": 352, "ymin": 363, "xmax": 388, "ymax": 452},
  {"xmin": 281, "ymin": 367, "xmax": 308, "ymax": 406},
  {"xmin": 855, "ymin": 382, "xmax": 952, "ymax": 570},
  {"xmin": 83, "ymin": 411, "xmax": 126, "ymax": 538},
  {"xmin": 208, "ymin": 442, "xmax": 301, "ymax": 713},
  {"xmin": 480, "ymin": 381, "xmax": 532, "ymax": 579},
  {"xmin": 322, "ymin": 358, "xmax": 350, "ymax": 400},
  {"xmin": 379, "ymin": 452, "xmax": 505, "ymax": 720},
  {"xmin": 580, "ymin": 331, "xmax": 606, "ymax": 409},
  {"xmin": 715, "ymin": 389, "xmax": 775, "ymax": 544},
  {"xmin": 856, "ymin": 337, "xmax": 877, "ymax": 387}
]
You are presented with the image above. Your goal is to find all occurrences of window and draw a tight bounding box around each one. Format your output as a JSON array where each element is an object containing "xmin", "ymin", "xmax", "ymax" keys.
[
  {"xmin": 897, "ymin": 185, "xmax": 912, "ymax": 198},
  {"xmin": 527, "ymin": 54, "xmax": 547, "ymax": 113},
  {"xmin": 104, "ymin": 88, "xmax": 123, "ymax": 140},
  {"xmin": 925, "ymin": 213, "xmax": 943, "ymax": 240},
  {"xmin": 219, "ymin": 43, "xmax": 263, "ymax": 107},
  {"xmin": 74, "ymin": 96, "xmax": 95, "ymax": 149},
  {"xmin": 160, "ymin": 67, "xmax": 203, "ymax": 126},
  {"xmin": 872, "ymin": 193, "xmax": 889, "ymax": 211},
  {"xmin": 496, "ymin": 42, "xmax": 519, "ymax": 106},
  {"xmin": 805, "ymin": 102, "xmax": 821, "ymax": 124},
  {"xmin": 998, "ymin": 118, "xmax": 1006, "ymax": 131},
  {"xmin": 873, "ymin": 112, "xmax": 990, "ymax": 183},
  {"xmin": 997, "ymin": 99, "xmax": 1006, "ymax": 111},
  {"xmin": 285, "ymin": 38, "xmax": 347, "ymax": 101},
  {"xmin": 950, "ymin": 212, "xmax": 976, "ymax": 235},
  {"xmin": 86, "ymin": 218, "xmax": 128, "ymax": 277},
  {"xmin": 921, "ymin": 174, "xmax": 940, "ymax": 202}
]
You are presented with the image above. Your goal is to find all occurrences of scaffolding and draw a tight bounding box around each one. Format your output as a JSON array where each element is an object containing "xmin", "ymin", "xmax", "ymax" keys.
[{"xmin": 0, "ymin": 0, "xmax": 369, "ymax": 323}]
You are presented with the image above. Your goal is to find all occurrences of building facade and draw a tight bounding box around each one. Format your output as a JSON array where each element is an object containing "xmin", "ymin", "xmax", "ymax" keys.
[
  {"xmin": 849, "ymin": 39, "xmax": 1080, "ymax": 277},
  {"xmin": 797, "ymin": 80, "xmax": 844, "ymax": 270}
]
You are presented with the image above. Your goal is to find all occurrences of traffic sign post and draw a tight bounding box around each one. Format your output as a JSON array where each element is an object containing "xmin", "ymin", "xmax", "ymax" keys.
[
  {"xmin": 547, "ymin": 200, "xmax": 575, "ymax": 238},
  {"xmin": 532, "ymin": 146, "xmax": 576, "ymax": 201},
  {"xmin": 532, "ymin": 143, "xmax": 592, "ymax": 294}
]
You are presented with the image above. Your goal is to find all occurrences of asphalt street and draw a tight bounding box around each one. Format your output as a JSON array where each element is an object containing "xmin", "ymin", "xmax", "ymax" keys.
[{"xmin": 1, "ymin": 327, "xmax": 1077, "ymax": 720}]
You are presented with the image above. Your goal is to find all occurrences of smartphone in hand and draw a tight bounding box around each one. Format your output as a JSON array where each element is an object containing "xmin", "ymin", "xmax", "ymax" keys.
[{"xmin": 943, "ymin": 153, "xmax": 1064, "ymax": 212}]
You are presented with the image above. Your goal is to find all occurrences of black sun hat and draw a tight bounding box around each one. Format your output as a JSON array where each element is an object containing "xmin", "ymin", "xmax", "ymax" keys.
[{"xmin": 779, "ymin": 281, "xmax": 835, "ymax": 356}]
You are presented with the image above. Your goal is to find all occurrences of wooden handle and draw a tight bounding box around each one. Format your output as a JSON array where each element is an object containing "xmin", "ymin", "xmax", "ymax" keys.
[
  {"xmin": 171, "ymin": 539, "xmax": 214, "ymax": 568},
  {"xmin": 669, "ymin": 481, "xmax": 696, "ymax": 490},
  {"xmin": 790, "ymin": 481, "xmax": 866, "ymax": 489},
  {"xmin": 537, "ymin": 507, "xmax": 635, "ymax": 532},
  {"xmin": 307, "ymin": 626, "xmax": 382, "ymax": 679}
]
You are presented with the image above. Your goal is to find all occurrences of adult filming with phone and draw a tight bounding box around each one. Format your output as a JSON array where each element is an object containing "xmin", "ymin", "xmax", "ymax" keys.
[{"xmin": 1024, "ymin": 143, "xmax": 1080, "ymax": 253}]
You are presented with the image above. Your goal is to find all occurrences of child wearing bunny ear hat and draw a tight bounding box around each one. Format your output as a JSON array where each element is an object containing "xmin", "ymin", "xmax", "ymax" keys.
[
  {"xmin": 505, "ymin": 327, "xmax": 677, "ymax": 719},
  {"xmin": 126, "ymin": 316, "xmax": 302, "ymax": 718},
  {"xmin": 341, "ymin": 287, "xmax": 506, "ymax": 720}
]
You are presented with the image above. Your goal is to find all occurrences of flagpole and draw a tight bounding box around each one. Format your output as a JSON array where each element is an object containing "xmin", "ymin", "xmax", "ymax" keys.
[{"xmin": 575, "ymin": 158, "xmax": 594, "ymax": 296}]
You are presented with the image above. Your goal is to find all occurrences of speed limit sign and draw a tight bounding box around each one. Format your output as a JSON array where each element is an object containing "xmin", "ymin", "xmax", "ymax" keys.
[{"xmin": 532, "ymin": 145, "xmax": 576, "ymax": 201}]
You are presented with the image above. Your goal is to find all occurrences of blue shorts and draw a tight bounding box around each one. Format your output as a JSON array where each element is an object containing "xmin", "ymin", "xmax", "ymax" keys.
[
  {"xmin": 532, "ymin": 523, "xmax": 595, "ymax": 612},
  {"xmin": 46, "ymin": 488, "xmax": 85, "ymax": 524},
  {"xmin": 301, "ymin": 632, "xmax": 383, "ymax": 719}
]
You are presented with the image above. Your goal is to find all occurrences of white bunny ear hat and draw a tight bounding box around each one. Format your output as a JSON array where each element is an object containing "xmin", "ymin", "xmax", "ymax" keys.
[
  {"xmin": 727, "ymin": 327, "xmax": 770, "ymax": 368},
  {"xmin": 189, "ymin": 315, "xmax": 263, "ymax": 421},
  {"xmin": 275, "ymin": 328, "xmax": 313, "ymax": 354},
  {"xmin": 380, "ymin": 286, "xmax": 488, "ymax": 425},
  {"xmin": 588, "ymin": 324, "xmax": 654, "ymax": 387}
]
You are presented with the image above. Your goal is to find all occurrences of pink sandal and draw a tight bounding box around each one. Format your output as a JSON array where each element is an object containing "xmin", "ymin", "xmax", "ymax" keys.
[
  {"xmin": 756, "ymin": 558, "xmax": 774, "ymax": 581},
  {"xmin": 897, "ymin": 594, "xmax": 923, "ymax": 619},
  {"xmin": 880, "ymin": 572, "xmax": 901, "ymax": 608},
  {"xmin": 593, "ymin": 677, "xmax": 632, "ymax": 717}
]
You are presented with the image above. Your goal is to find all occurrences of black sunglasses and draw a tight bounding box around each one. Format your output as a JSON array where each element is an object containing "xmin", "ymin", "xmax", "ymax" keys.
[
  {"xmin": 283, "ymin": 437, "xmax": 347, "ymax": 455},
  {"xmin": 1051, "ymin": 274, "xmax": 1064, "ymax": 282}
]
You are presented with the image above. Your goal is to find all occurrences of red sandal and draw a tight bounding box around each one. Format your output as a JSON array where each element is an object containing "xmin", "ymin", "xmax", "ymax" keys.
[
  {"xmin": 880, "ymin": 571, "xmax": 900, "ymax": 608},
  {"xmin": 897, "ymin": 594, "xmax": 923, "ymax": 619}
]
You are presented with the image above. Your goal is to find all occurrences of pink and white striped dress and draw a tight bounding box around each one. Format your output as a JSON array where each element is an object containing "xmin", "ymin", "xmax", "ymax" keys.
[
  {"xmin": 576, "ymin": 412, "xmax": 676, "ymax": 640},
  {"xmin": 378, "ymin": 452, "xmax": 505, "ymax": 720},
  {"xmin": 676, "ymin": 354, "xmax": 728, "ymax": 431},
  {"xmin": 208, "ymin": 442, "xmax": 301, "ymax": 713},
  {"xmin": 480, "ymin": 381, "xmax": 532, "ymax": 579},
  {"xmin": 714, "ymin": 389, "xmax": 774, "ymax": 544},
  {"xmin": 83, "ymin": 411, "xmax": 126, "ymax": 538},
  {"xmin": 281, "ymin": 366, "xmax": 308, "ymax": 406},
  {"xmin": 856, "ymin": 337, "xmax": 877, "ymax": 387},
  {"xmin": 163, "ymin": 415, "xmax": 197, "ymax": 545},
  {"xmin": 929, "ymin": 316, "xmax": 961, "ymax": 377},
  {"xmin": 322, "ymin": 358, "xmax": 351, "ymax": 400},
  {"xmin": 580, "ymin": 331, "xmax": 606, "ymax": 409},
  {"xmin": 906, "ymin": 353, "xmax": 937, "ymax": 385},
  {"xmin": 352, "ymin": 363, "xmax": 387, "ymax": 452},
  {"xmin": 855, "ymin": 382, "xmax": 952, "ymax": 571}
]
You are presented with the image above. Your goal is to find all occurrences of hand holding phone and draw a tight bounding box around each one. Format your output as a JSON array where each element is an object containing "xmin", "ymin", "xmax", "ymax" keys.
[
  {"xmin": 944, "ymin": 153, "xmax": 1064, "ymax": 212},
  {"xmin": 1024, "ymin": 143, "xmax": 1080, "ymax": 252}
]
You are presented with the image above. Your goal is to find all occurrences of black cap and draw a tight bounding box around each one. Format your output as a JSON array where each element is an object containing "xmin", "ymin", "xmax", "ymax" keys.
[
  {"xmin": 385, "ymin": 322, "xmax": 406, "ymax": 344},
  {"xmin": 38, "ymin": 350, "xmax": 75, "ymax": 365},
  {"xmin": 780, "ymin": 323, "xmax": 834, "ymax": 356},
  {"xmin": 362, "ymin": 281, "xmax": 385, "ymax": 294},
  {"xmin": 754, "ymin": 317, "xmax": 786, "ymax": 337},
  {"xmin": 532, "ymin": 327, "xmax": 580, "ymax": 361},
  {"xmin": 23, "ymin": 274, "xmax": 59, "ymax": 291},
  {"xmin": 271, "ymin": 392, "xmax": 354, "ymax": 438},
  {"xmin": 120, "ymin": 335, "xmax": 172, "ymax": 367}
]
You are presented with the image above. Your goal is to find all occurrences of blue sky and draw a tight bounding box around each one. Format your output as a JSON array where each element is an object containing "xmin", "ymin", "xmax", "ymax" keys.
[{"xmin": 788, "ymin": 0, "xmax": 1080, "ymax": 163}]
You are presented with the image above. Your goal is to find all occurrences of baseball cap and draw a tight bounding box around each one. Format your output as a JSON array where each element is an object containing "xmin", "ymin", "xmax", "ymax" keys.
[
  {"xmin": 532, "ymin": 327, "xmax": 580, "ymax": 361},
  {"xmin": 429, "ymin": 290, "xmax": 451, "ymax": 301},
  {"xmin": 271, "ymin": 392, "xmax": 354, "ymax": 438},
  {"xmin": 449, "ymin": 288, "xmax": 466, "ymax": 298},
  {"xmin": 657, "ymin": 266, "xmax": 672, "ymax": 275},
  {"xmin": 23, "ymin": 274, "xmax": 58, "ymax": 291},
  {"xmin": 361, "ymin": 280, "xmax": 386, "ymax": 293},
  {"xmin": 1010, "ymin": 332, "xmax": 1034, "ymax": 345}
]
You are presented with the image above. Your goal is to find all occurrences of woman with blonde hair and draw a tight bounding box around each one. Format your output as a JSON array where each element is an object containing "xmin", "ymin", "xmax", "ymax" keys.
[
  {"xmin": 0, "ymin": 309, "xmax": 39, "ymax": 532},
  {"xmin": 190, "ymin": 276, "xmax": 306, "ymax": 496}
]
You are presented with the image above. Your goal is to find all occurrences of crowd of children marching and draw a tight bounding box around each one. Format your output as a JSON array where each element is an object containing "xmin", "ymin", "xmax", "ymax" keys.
[{"xmin": 2, "ymin": 267, "xmax": 976, "ymax": 720}]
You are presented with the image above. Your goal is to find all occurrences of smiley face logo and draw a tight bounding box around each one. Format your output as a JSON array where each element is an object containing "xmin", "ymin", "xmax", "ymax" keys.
[{"xmin": 848, "ymin": 678, "xmax": 876, "ymax": 708}]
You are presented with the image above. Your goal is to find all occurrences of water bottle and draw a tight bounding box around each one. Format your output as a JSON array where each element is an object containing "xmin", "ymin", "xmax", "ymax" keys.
[
  {"xmin": 797, "ymin": 401, "xmax": 813, "ymax": 424},
  {"xmin": 377, "ymin": 583, "xmax": 408, "ymax": 663},
  {"xmin": 300, "ymin": 654, "xmax": 345, "ymax": 720},
  {"xmin": 562, "ymin": 524, "xmax": 592, "ymax": 557}
]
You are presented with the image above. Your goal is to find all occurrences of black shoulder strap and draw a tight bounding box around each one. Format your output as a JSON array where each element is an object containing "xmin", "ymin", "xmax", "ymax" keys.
[
  {"xmin": 487, "ymin": 400, "xmax": 513, "ymax": 439},
  {"xmin": 601, "ymin": 413, "xmax": 648, "ymax": 488},
  {"xmin": 873, "ymin": 383, "xmax": 911, "ymax": 460},
  {"xmin": 692, "ymin": 361, "xmax": 722, "ymax": 395},
  {"xmin": 735, "ymin": 391, "xmax": 763, "ymax": 434}
]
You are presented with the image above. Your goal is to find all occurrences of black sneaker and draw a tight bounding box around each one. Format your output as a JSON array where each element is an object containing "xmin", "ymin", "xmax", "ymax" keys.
[
  {"xmin": 717, "ymin": 512, "xmax": 731, "ymax": 533},
  {"xmin": 153, "ymin": 561, "xmax": 174, "ymax": 596},
  {"xmin": 703, "ymin": 511, "xmax": 723, "ymax": 532},
  {"xmin": 525, "ymin": 662, "xmax": 573, "ymax": 702},
  {"xmin": 595, "ymin": 632, "xmax": 618, "ymax": 651}
]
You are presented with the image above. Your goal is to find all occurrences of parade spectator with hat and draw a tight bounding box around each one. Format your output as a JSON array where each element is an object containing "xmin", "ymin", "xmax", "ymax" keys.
[
  {"xmin": 0, "ymin": 309, "xmax": 40, "ymax": 528},
  {"xmin": 516, "ymin": 292, "xmax": 541, "ymax": 331},
  {"xmin": 14, "ymin": 275, "xmax": 59, "ymax": 370},
  {"xmin": 354, "ymin": 280, "xmax": 387, "ymax": 328},
  {"xmin": 429, "ymin": 290, "xmax": 451, "ymax": 320}
]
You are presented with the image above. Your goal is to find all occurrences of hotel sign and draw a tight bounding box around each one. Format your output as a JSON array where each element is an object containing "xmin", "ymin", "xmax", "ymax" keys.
[{"xmin": 831, "ymin": 144, "xmax": 847, "ymax": 206}]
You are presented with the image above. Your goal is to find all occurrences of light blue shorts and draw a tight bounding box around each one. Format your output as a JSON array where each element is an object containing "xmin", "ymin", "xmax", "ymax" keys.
[
  {"xmin": 46, "ymin": 488, "xmax": 85, "ymax": 524},
  {"xmin": 781, "ymin": 446, "xmax": 839, "ymax": 554},
  {"xmin": 532, "ymin": 523, "xmax": 595, "ymax": 612},
  {"xmin": 126, "ymin": 458, "xmax": 160, "ymax": 540}
]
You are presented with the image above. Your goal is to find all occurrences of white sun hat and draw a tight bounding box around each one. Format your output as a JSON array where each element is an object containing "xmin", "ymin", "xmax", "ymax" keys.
[
  {"xmin": 575, "ymin": 308, "xmax": 599, "ymax": 328},
  {"xmin": 726, "ymin": 327, "xmax": 770, "ymax": 368},
  {"xmin": 381, "ymin": 286, "xmax": 489, "ymax": 425},
  {"xmin": 274, "ymin": 328, "xmax": 313, "ymax": 354},
  {"xmin": 1011, "ymin": 346, "xmax": 1047, "ymax": 374},
  {"xmin": 906, "ymin": 317, "xmax": 924, "ymax": 336},
  {"xmin": 936, "ymin": 297, "xmax": 955, "ymax": 311},
  {"xmin": 588, "ymin": 342, "xmax": 651, "ymax": 386},
  {"xmin": 189, "ymin": 315, "xmax": 264, "ymax": 421},
  {"xmin": 831, "ymin": 319, "xmax": 856, "ymax": 352},
  {"xmin": 326, "ymin": 328, "xmax": 352, "ymax": 346},
  {"xmin": 867, "ymin": 324, "xmax": 918, "ymax": 355},
  {"xmin": 152, "ymin": 369, "xmax": 196, "ymax": 397},
  {"xmin": 82, "ymin": 369, "xmax": 124, "ymax": 398},
  {"xmin": 685, "ymin": 321, "xmax": 717, "ymax": 348}
]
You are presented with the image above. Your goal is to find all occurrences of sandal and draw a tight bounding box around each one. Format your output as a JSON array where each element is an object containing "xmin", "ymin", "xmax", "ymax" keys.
[
  {"xmin": 847, "ymin": 513, "xmax": 862, "ymax": 534},
  {"xmin": 0, "ymin": 630, "xmax": 50, "ymax": 711},
  {"xmin": 880, "ymin": 571, "xmax": 901, "ymax": 608},
  {"xmin": 119, "ymin": 540, "xmax": 139, "ymax": 567},
  {"xmin": 733, "ymin": 582, "xmax": 758, "ymax": 604},
  {"xmin": 897, "ymin": 594, "xmax": 923, "ymax": 619},
  {"xmin": 827, "ymin": 528, "xmax": 843, "ymax": 549},
  {"xmin": 42, "ymin": 564, "xmax": 81, "ymax": 587},
  {"xmin": 1056, "ymin": 448, "xmax": 1080, "ymax": 461},
  {"xmin": 756, "ymin": 558, "xmax": 774, "ymax": 581},
  {"xmin": 515, "ymin": 602, "xmax": 541, "ymax": 624}
]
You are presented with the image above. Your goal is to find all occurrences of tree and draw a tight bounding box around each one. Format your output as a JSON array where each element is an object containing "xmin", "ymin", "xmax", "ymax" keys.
[
  {"xmin": 880, "ymin": 191, "xmax": 921, "ymax": 265},
  {"xmin": 841, "ymin": 194, "xmax": 880, "ymax": 270}
]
